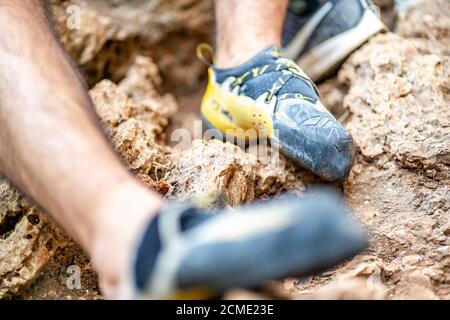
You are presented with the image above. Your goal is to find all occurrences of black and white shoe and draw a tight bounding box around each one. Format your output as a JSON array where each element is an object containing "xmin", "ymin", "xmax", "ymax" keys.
[
  {"xmin": 131, "ymin": 189, "xmax": 367, "ymax": 299},
  {"xmin": 283, "ymin": 0, "xmax": 386, "ymax": 81}
]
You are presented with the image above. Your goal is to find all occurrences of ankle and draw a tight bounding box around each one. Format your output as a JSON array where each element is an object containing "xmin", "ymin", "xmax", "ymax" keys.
[
  {"xmin": 215, "ymin": 40, "xmax": 280, "ymax": 69},
  {"xmin": 90, "ymin": 180, "xmax": 163, "ymax": 298}
]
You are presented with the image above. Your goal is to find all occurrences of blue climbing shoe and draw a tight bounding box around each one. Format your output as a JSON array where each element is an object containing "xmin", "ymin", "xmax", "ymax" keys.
[
  {"xmin": 283, "ymin": 0, "xmax": 385, "ymax": 81},
  {"xmin": 132, "ymin": 189, "xmax": 367, "ymax": 299},
  {"xmin": 200, "ymin": 45, "xmax": 355, "ymax": 181}
]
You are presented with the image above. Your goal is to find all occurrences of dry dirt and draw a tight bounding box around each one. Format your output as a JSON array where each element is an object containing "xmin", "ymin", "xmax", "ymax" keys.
[{"xmin": 0, "ymin": 0, "xmax": 448, "ymax": 299}]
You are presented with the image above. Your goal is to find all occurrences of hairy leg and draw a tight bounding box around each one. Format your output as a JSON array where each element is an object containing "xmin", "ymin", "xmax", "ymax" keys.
[
  {"xmin": 214, "ymin": 0, "xmax": 289, "ymax": 68},
  {"xmin": 0, "ymin": 0, "xmax": 162, "ymax": 298}
]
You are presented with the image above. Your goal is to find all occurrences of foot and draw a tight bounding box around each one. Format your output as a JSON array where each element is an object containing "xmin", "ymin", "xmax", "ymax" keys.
[
  {"xmin": 200, "ymin": 46, "xmax": 354, "ymax": 181},
  {"xmin": 131, "ymin": 189, "xmax": 367, "ymax": 299},
  {"xmin": 283, "ymin": 0, "xmax": 386, "ymax": 81}
]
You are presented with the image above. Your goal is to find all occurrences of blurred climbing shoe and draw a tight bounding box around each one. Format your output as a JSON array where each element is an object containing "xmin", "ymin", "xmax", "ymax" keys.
[
  {"xmin": 132, "ymin": 189, "xmax": 367, "ymax": 299},
  {"xmin": 199, "ymin": 45, "xmax": 355, "ymax": 181},
  {"xmin": 283, "ymin": 0, "xmax": 386, "ymax": 81}
]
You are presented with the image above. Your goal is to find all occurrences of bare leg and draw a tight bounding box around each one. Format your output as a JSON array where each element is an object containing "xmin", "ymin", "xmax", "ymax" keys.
[
  {"xmin": 0, "ymin": 0, "xmax": 162, "ymax": 298},
  {"xmin": 214, "ymin": 0, "xmax": 289, "ymax": 68}
]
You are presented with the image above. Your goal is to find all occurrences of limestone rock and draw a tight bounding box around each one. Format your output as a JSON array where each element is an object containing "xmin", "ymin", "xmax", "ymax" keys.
[
  {"xmin": 276, "ymin": 0, "xmax": 450, "ymax": 300},
  {"xmin": 51, "ymin": 0, "xmax": 213, "ymax": 85},
  {"xmin": 167, "ymin": 140, "xmax": 257, "ymax": 206},
  {"xmin": 0, "ymin": 181, "xmax": 65, "ymax": 299},
  {"xmin": 167, "ymin": 140, "xmax": 305, "ymax": 207},
  {"xmin": 312, "ymin": 18, "xmax": 449, "ymax": 299},
  {"xmin": 396, "ymin": 0, "xmax": 450, "ymax": 50},
  {"xmin": 340, "ymin": 33, "xmax": 449, "ymax": 172},
  {"xmin": 89, "ymin": 56, "xmax": 177, "ymax": 177}
]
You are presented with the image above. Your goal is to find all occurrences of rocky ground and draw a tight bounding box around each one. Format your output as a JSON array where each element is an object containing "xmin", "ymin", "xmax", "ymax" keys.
[{"xmin": 0, "ymin": 0, "xmax": 448, "ymax": 299}]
